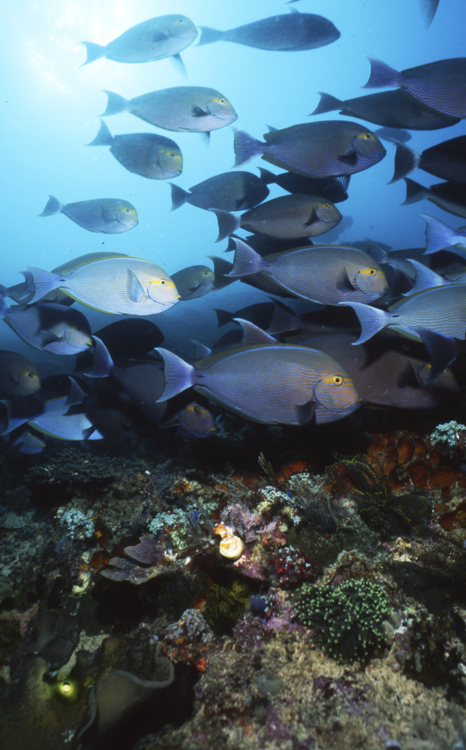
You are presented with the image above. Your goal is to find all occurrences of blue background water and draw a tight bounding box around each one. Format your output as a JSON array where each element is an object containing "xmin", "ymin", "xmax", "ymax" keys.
[{"xmin": 1, "ymin": 0, "xmax": 465, "ymax": 373}]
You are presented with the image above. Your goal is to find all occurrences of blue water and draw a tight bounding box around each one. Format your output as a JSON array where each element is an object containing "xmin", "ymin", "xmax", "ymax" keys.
[{"xmin": 0, "ymin": 0, "xmax": 464, "ymax": 373}]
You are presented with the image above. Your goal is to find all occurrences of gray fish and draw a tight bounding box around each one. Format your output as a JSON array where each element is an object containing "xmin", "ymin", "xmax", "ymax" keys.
[
  {"xmin": 403, "ymin": 177, "xmax": 466, "ymax": 219},
  {"xmin": 197, "ymin": 10, "xmax": 339, "ymax": 51},
  {"xmin": 0, "ymin": 295, "xmax": 92, "ymax": 355},
  {"xmin": 310, "ymin": 90, "xmax": 460, "ymax": 130},
  {"xmin": 24, "ymin": 255, "xmax": 179, "ymax": 316},
  {"xmin": 155, "ymin": 333, "xmax": 360, "ymax": 425},
  {"xmin": 227, "ymin": 238, "xmax": 389, "ymax": 305},
  {"xmin": 363, "ymin": 57, "xmax": 466, "ymax": 119},
  {"xmin": 0, "ymin": 351, "xmax": 41, "ymax": 396},
  {"xmin": 39, "ymin": 196, "xmax": 138, "ymax": 233},
  {"xmin": 81, "ymin": 14, "xmax": 197, "ymax": 66},
  {"xmin": 233, "ymin": 121, "xmax": 386, "ymax": 177},
  {"xmin": 171, "ymin": 266, "xmax": 215, "ymax": 300},
  {"xmin": 170, "ymin": 171, "xmax": 270, "ymax": 212},
  {"xmin": 101, "ymin": 87, "xmax": 238, "ymax": 134},
  {"xmin": 390, "ymin": 136, "xmax": 466, "ymax": 184},
  {"xmin": 86, "ymin": 338, "xmax": 168, "ymax": 426},
  {"xmin": 212, "ymin": 194, "xmax": 342, "ymax": 242},
  {"xmin": 88, "ymin": 120, "xmax": 182, "ymax": 180},
  {"xmin": 11, "ymin": 431, "xmax": 46, "ymax": 455}
]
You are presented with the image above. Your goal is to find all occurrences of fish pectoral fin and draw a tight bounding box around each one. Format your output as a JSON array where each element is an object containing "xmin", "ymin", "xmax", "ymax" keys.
[
  {"xmin": 304, "ymin": 208, "xmax": 317, "ymax": 227},
  {"xmin": 101, "ymin": 206, "xmax": 117, "ymax": 223},
  {"xmin": 338, "ymin": 150, "xmax": 358, "ymax": 165},
  {"xmin": 192, "ymin": 104, "xmax": 209, "ymax": 117},
  {"xmin": 411, "ymin": 327, "xmax": 458, "ymax": 384},
  {"xmin": 39, "ymin": 330, "xmax": 62, "ymax": 347},
  {"xmin": 335, "ymin": 267, "xmax": 355, "ymax": 293},
  {"xmin": 126, "ymin": 269, "xmax": 147, "ymax": 303},
  {"xmin": 397, "ymin": 359, "xmax": 421, "ymax": 390},
  {"xmin": 295, "ymin": 401, "xmax": 315, "ymax": 425}
]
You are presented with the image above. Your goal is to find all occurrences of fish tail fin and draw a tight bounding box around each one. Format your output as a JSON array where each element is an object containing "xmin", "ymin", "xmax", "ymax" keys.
[
  {"xmin": 86, "ymin": 336, "xmax": 114, "ymax": 378},
  {"xmin": 66, "ymin": 377, "xmax": 85, "ymax": 407},
  {"xmin": 87, "ymin": 119, "xmax": 114, "ymax": 147},
  {"xmin": 100, "ymin": 90, "xmax": 130, "ymax": 117},
  {"xmin": 257, "ymin": 167, "xmax": 277, "ymax": 185},
  {"xmin": 339, "ymin": 301, "xmax": 390, "ymax": 344},
  {"xmin": 169, "ymin": 183, "xmax": 190, "ymax": 211},
  {"xmin": 309, "ymin": 92, "xmax": 343, "ymax": 116},
  {"xmin": 23, "ymin": 267, "xmax": 62, "ymax": 303},
  {"xmin": 210, "ymin": 209, "xmax": 241, "ymax": 242},
  {"xmin": 389, "ymin": 141, "xmax": 420, "ymax": 183},
  {"xmin": 39, "ymin": 195, "xmax": 64, "ymax": 217},
  {"xmin": 155, "ymin": 348, "xmax": 195, "ymax": 402},
  {"xmin": 363, "ymin": 56, "xmax": 403, "ymax": 89},
  {"xmin": 215, "ymin": 308, "xmax": 236, "ymax": 328},
  {"xmin": 80, "ymin": 41, "xmax": 106, "ymax": 66},
  {"xmin": 206, "ymin": 255, "xmax": 236, "ymax": 290},
  {"xmin": 402, "ymin": 177, "xmax": 429, "ymax": 205},
  {"xmin": 422, "ymin": 214, "xmax": 463, "ymax": 255},
  {"xmin": 227, "ymin": 238, "xmax": 269, "ymax": 278},
  {"xmin": 197, "ymin": 26, "xmax": 225, "ymax": 46},
  {"xmin": 232, "ymin": 128, "xmax": 265, "ymax": 168}
]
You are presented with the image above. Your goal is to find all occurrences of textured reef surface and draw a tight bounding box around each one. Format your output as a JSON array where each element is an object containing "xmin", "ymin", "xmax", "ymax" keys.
[{"xmin": 1, "ymin": 409, "xmax": 466, "ymax": 750}]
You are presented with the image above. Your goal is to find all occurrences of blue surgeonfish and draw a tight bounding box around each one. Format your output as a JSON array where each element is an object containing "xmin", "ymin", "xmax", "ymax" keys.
[
  {"xmin": 23, "ymin": 255, "xmax": 179, "ymax": 316},
  {"xmin": 363, "ymin": 56, "xmax": 466, "ymax": 118},
  {"xmin": 227, "ymin": 239, "xmax": 388, "ymax": 306},
  {"xmin": 155, "ymin": 321, "xmax": 361, "ymax": 425},
  {"xmin": 39, "ymin": 196, "xmax": 138, "ymax": 234},
  {"xmin": 340, "ymin": 283, "xmax": 466, "ymax": 381},
  {"xmin": 233, "ymin": 121, "xmax": 386, "ymax": 177},
  {"xmin": 81, "ymin": 14, "xmax": 197, "ymax": 68}
]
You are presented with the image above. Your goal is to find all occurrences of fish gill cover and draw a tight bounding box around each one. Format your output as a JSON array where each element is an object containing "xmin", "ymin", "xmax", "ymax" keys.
[{"xmin": 1, "ymin": 1, "xmax": 466, "ymax": 749}]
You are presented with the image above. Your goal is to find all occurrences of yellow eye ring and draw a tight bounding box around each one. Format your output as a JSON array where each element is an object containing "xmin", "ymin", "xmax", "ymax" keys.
[{"xmin": 333, "ymin": 375, "xmax": 343, "ymax": 385}]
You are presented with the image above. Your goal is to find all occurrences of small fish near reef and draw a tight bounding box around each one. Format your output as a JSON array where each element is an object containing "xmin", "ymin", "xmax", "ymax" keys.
[
  {"xmin": 155, "ymin": 322, "xmax": 361, "ymax": 426},
  {"xmin": 39, "ymin": 196, "xmax": 138, "ymax": 234},
  {"xmin": 81, "ymin": 14, "xmax": 198, "ymax": 66},
  {"xmin": 23, "ymin": 255, "xmax": 179, "ymax": 316},
  {"xmin": 197, "ymin": 10, "xmax": 340, "ymax": 51},
  {"xmin": 87, "ymin": 121, "xmax": 183, "ymax": 180},
  {"xmin": 101, "ymin": 87, "xmax": 238, "ymax": 135},
  {"xmin": 233, "ymin": 121, "xmax": 386, "ymax": 178}
]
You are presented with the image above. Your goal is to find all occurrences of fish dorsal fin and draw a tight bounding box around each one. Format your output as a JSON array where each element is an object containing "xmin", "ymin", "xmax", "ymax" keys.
[
  {"xmin": 403, "ymin": 259, "xmax": 448, "ymax": 296},
  {"xmin": 192, "ymin": 340, "xmax": 213, "ymax": 359},
  {"xmin": 127, "ymin": 269, "xmax": 146, "ymax": 303},
  {"xmin": 233, "ymin": 318, "xmax": 278, "ymax": 346},
  {"xmin": 266, "ymin": 125, "xmax": 279, "ymax": 133}
]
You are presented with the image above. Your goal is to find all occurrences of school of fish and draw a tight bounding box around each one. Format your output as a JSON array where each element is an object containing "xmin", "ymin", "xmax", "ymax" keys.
[{"xmin": 2, "ymin": 1, "xmax": 466, "ymax": 452}]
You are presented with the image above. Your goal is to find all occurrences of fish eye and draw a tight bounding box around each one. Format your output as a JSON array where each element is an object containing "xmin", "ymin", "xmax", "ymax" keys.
[
  {"xmin": 159, "ymin": 279, "xmax": 167, "ymax": 285},
  {"xmin": 332, "ymin": 375, "xmax": 343, "ymax": 386},
  {"xmin": 320, "ymin": 203, "xmax": 331, "ymax": 209},
  {"xmin": 367, "ymin": 268, "xmax": 377, "ymax": 275},
  {"xmin": 360, "ymin": 133, "xmax": 375, "ymax": 140}
]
